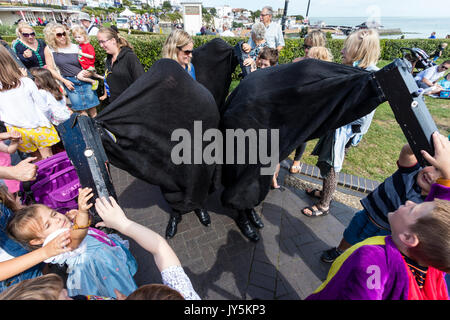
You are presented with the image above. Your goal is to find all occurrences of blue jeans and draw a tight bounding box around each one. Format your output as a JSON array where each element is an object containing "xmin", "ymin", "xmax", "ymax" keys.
[
  {"xmin": 343, "ymin": 209, "xmax": 391, "ymax": 245},
  {"xmin": 64, "ymin": 76, "xmax": 99, "ymax": 111}
]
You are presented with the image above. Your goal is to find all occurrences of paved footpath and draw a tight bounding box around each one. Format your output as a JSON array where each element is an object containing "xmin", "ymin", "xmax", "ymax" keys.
[{"xmin": 109, "ymin": 163, "xmax": 358, "ymax": 300}]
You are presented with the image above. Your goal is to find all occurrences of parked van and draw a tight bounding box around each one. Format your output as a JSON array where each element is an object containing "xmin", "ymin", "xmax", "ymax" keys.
[{"xmin": 116, "ymin": 17, "xmax": 129, "ymax": 29}]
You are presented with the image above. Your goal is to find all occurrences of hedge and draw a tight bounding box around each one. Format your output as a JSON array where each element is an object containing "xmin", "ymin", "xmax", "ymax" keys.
[{"xmin": 2, "ymin": 32, "xmax": 450, "ymax": 77}]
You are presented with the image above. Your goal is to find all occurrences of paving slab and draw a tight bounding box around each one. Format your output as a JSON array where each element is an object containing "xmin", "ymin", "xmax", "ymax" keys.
[{"xmin": 109, "ymin": 163, "xmax": 358, "ymax": 300}]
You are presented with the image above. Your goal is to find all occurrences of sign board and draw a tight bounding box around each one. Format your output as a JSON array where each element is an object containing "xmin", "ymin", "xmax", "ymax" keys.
[{"xmin": 185, "ymin": 6, "xmax": 200, "ymax": 15}]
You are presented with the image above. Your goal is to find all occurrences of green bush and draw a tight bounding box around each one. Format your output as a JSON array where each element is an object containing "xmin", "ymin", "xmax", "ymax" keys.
[{"xmin": 3, "ymin": 32, "xmax": 450, "ymax": 75}]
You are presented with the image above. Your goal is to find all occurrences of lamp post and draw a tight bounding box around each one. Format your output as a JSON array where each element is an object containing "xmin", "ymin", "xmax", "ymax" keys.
[
  {"xmin": 305, "ymin": 0, "xmax": 311, "ymax": 25},
  {"xmin": 281, "ymin": 0, "xmax": 289, "ymax": 34}
]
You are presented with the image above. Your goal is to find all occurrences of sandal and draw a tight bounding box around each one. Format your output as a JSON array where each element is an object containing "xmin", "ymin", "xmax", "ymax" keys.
[
  {"xmin": 301, "ymin": 205, "xmax": 329, "ymax": 217},
  {"xmin": 290, "ymin": 165, "xmax": 301, "ymax": 174},
  {"xmin": 305, "ymin": 188, "xmax": 322, "ymax": 199}
]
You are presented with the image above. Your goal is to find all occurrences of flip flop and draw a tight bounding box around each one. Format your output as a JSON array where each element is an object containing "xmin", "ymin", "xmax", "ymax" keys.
[
  {"xmin": 301, "ymin": 205, "xmax": 329, "ymax": 217},
  {"xmin": 305, "ymin": 188, "xmax": 322, "ymax": 199},
  {"xmin": 271, "ymin": 185, "xmax": 285, "ymax": 192}
]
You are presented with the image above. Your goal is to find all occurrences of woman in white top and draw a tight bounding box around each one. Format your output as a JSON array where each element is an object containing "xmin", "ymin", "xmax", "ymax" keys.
[{"xmin": 0, "ymin": 45, "xmax": 60, "ymax": 161}]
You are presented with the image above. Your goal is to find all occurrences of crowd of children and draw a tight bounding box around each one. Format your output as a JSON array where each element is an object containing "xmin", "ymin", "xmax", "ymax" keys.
[{"xmin": 0, "ymin": 20, "xmax": 449, "ymax": 301}]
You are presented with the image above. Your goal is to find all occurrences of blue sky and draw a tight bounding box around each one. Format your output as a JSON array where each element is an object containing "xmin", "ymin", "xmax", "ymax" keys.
[{"xmin": 200, "ymin": 0, "xmax": 450, "ymax": 17}]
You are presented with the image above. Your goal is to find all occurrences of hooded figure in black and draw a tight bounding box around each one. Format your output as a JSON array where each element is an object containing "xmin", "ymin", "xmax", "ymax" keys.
[
  {"xmin": 219, "ymin": 59, "xmax": 386, "ymax": 242},
  {"xmin": 94, "ymin": 39, "xmax": 387, "ymax": 244},
  {"xmin": 95, "ymin": 58, "xmax": 220, "ymax": 238}
]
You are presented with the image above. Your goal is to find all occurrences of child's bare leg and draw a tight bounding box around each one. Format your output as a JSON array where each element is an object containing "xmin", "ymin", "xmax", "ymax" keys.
[
  {"xmin": 92, "ymin": 72, "xmax": 104, "ymax": 80},
  {"xmin": 336, "ymin": 238, "xmax": 352, "ymax": 252},
  {"xmin": 38, "ymin": 146, "xmax": 53, "ymax": 159},
  {"xmin": 87, "ymin": 106, "xmax": 97, "ymax": 118},
  {"xmin": 30, "ymin": 150, "xmax": 42, "ymax": 162},
  {"xmin": 77, "ymin": 74, "xmax": 95, "ymax": 84}
]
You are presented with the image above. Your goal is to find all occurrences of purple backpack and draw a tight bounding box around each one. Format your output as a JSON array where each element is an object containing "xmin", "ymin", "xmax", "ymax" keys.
[{"xmin": 20, "ymin": 152, "xmax": 80, "ymax": 214}]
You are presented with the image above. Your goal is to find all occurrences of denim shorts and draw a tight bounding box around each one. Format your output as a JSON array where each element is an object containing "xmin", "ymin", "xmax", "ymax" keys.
[
  {"xmin": 343, "ymin": 209, "xmax": 391, "ymax": 245},
  {"xmin": 64, "ymin": 76, "xmax": 99, "ymax": 111}
]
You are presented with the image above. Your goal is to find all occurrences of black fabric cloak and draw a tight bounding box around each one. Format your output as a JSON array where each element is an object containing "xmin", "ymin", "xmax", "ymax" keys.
[
  {"xmin": 95, "ymin": 58, "xmax": 220, "ymax": 214},
  {"xmin": 220, "ymin": 59, "xmax": 386, "ymax": 210},
  {"xmin": 192, "ymin": 38, "xmax": 238, "ymax": 111}
]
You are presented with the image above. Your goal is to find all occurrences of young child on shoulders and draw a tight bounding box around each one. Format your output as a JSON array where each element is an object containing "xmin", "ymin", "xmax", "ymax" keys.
[
  {"xmin": 71, "ymin": 26, "xmax": 103, "ymax": 91},
  {"xmin": 321, "ymin": 132, "xmax": 450, "ymax": 263},
  {"xmin": 307, "ymin": 132, "xmax": 450, "ymax": 300},
  {"xmin": 29, "ymin": 67, "xmax": 71, "ymax": 126},
  {"xmin": 7, "ymin": 187, "xmax": 138, "ymax": 298}
]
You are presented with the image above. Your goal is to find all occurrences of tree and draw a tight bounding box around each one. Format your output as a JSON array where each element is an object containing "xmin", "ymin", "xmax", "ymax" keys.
[
  {"xmin": 250, "ymin": 10, "xmax": 261, "ymax": 22},
  {"xmin": 162, "ymin": 1, "xmax": 172, "ymax": 12}
]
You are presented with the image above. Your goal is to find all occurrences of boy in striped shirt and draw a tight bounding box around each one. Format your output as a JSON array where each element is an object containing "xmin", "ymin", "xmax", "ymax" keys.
[{"xmin": 321, "ymin": 132, "xmax": 449, "ymax": 263}]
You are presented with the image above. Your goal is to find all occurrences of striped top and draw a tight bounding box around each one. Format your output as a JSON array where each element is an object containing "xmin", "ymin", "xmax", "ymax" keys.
[
  {"xmin": 12, "ymin": 39, "xmax": 46, "ymax": 69},
  {"xmin": 402, "ymin": 254, "xmax": 428, "ymax": 289},
  {"xmin": 361, "ymin": 162, "xmax": 425, "ymax": 230}
]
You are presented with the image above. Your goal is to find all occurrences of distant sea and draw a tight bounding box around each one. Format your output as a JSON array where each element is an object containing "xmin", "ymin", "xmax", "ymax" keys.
[{"xmin": 308, "ymin": 16, "xmax": 450, "ymax": 39}]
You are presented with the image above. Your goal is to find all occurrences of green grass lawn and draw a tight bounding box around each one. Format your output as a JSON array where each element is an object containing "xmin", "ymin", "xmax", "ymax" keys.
[{"xmin": 230, "ymin": 60, "xmax": 450, "ymax": 182}]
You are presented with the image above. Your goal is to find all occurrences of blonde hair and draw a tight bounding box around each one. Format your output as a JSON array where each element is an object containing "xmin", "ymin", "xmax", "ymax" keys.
[
  {"xmin": 0, "ymin": 274, "xmax": 64, "ymax": 300},
  {"xmin": 162, "ymin": 29, "xmax": 193, "ymax": 69},
  {"xmin": 71, "ymin": 25, "xmax": 89, "ymax": 43},
  {"xmin": 15, "ymin": 21, "xmax": 35, "ymax": 39},
  {"xmin": 307, "ymin": 46, "xmax": 333, "ymax": 62},
  {"xmin": 409, "ymin": 199, "xmax": 450, "ymax": 273},
  {"xmin": 6, "ymin": 204, "xmax": 47, "ymax": 250},
  {"xmin": 343, "ymin": 29, "xmax": 380, "ymax": 69},
  {"xmin": 97, "ymin": 27, "xmax": 133, "ymax": 50},
  {"xmin": 44, "ymin": 23, "xmax": 70, "ymax": 50},
  {"xmin": 0, "ymin": 45, "xmax": 24, "ymax": 92},
  {"xmin": 305, "ymin": 30, "xmax": 327, "ymax": 47}
]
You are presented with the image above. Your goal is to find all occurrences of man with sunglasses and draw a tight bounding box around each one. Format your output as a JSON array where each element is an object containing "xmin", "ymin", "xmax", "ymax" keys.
[
  {"xmin": 246, "ymin": 6, "xmax": 285, "ymax": 52},
  {"xmin": 414, "ymin": 60, "xmax": 450, "ymax": 95}
]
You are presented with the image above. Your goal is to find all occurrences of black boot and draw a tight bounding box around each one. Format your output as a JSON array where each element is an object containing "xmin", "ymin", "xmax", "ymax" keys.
[
  {"xmin": 165, "ymin": 215, "xmax": 182, "ymax": 239},
  {"xmin": 236, "ymin": 210, "xmax": 260, "ymax": 242},
  {"xmin": 194, "ymin": 208, "xmax": 211, "ymax": 226},
  {"xmin": 246, "ymin": 208, "xmax": 264, "ymax": 229}
]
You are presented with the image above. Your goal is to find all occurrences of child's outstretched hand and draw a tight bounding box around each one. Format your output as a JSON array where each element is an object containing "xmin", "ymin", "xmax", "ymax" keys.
[
  {"xmin": 421, "ymin": 131, "xmax": 450, "ymax": 179},
  {"xmin": 94, "ymin": 197, "xmax": 130, "ymax": 233},
  {"xmin": 78, "ymin": 187, "xmax": 94, "ymax": 213}
]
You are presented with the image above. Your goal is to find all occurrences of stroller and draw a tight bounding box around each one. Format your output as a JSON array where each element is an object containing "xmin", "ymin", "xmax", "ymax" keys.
[{"xmin": 400, "ymin": 47, "xmax": 435, "ymax": 76}]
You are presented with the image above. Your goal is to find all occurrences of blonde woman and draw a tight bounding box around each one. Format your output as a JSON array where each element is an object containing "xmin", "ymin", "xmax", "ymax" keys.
[
  {"xmin": 43, "ymin": 23, "xmax": 99, "ymax": 116},
  {"xmin": 162, "ymin": 29, "xmax": 196, "ymax": 79},
  {"xmin": 96, "ymin": 27, "xmax": 144, "ymax": 103},
  {"xmin": 293, "ymin": 30, "xmax": 327, "ymax": 63},
  {"xmin": 161, "ymin": 29, "xmax": 213, "ymax": 239},
  {"xmin": 12, "ymin": 22, "xmax": 47, "ymax": 69},
  {"xmin": 302, "ymin": 29, "xmax": 381, "ymax": 221}
]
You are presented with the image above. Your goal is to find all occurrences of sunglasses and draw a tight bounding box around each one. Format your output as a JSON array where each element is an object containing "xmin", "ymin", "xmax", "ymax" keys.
[
  {"xmin": 441, "ymin": 65, "xmax": 449, "ymax": 70},
  {"xmin": 177, "ymin": 47, "xmax": 193, "ymax": 55},
  {"xmin": 22, "ymin": 32, "xmax": 35, "ymax": 38},
  {"xmin": 303, "ymin": 44, "xmax": 312, "ymax": 50},
  {"xmin": 56, "ymin": 32, "xmax": 66, "ymax": 38}
]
